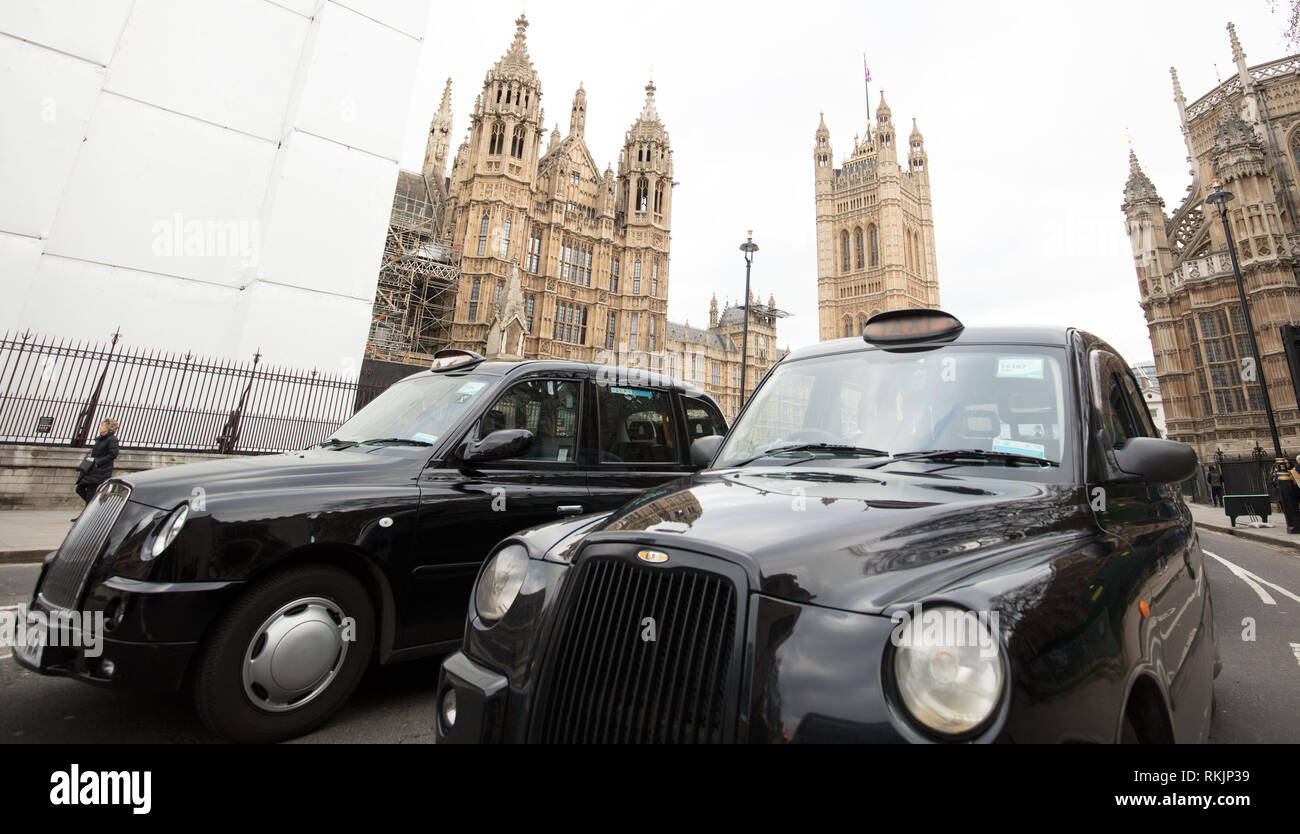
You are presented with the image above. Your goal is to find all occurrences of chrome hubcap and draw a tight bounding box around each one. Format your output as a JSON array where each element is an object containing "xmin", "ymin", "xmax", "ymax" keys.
[{"xmin": 242, "ymin": 597, "xmax": 349, "ymax": 713}]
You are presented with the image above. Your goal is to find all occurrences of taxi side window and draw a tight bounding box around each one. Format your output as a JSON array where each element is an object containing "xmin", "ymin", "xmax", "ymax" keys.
[
  {"xmin": 1092, "ymin": 351, "xmax": 1147, "ymax": 449},
  {"xmin": 597, "ymin": 385, "xmax": 682, "ymax": 464},
  {"xmin": 479, "ymin": 379, "xmax": 580, "ymax": 463},
  {"xmin": 682, "ymin": 396, "xmax": 727, "ymax": 440}
]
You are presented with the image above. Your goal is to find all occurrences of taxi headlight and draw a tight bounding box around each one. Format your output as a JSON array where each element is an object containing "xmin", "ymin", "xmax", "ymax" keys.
[
  {"xmin": 148, "ymin": 503, "xmax": 190, "ymax": 560},
  {"xmin": 474, "ymin": 544, "xmax": 529, "ymax": 624},
  {"xmin": 891, "ymin": 606, "xmax": 1005, "ymax": 737}
]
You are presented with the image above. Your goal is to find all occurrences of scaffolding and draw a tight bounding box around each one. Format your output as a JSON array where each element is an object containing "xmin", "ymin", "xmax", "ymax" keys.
[{"xmin": 367, "ymin": 174, "xmax": 460, "ymax": 363}]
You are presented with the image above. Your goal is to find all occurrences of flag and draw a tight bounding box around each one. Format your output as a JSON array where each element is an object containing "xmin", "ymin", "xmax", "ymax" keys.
[{"xmin": 863, "ymin": 56, "xmax": 871, "ymax": 83}]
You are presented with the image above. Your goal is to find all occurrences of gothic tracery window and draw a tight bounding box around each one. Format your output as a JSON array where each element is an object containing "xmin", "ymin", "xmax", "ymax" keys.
[
  {"xmin": 854, "ymin": 227, "xmax": 864, "ymax": 270},
  {"xmin": 489, "ymin": 122, "xmax": 505, "ymax": 156},
  {"xmin": 869, "ymin": 224, "xmax": 880, "ymax": 267},
  {"xmin": 841, "ymin": 230, "xmax": 850, "ymax": 273}
]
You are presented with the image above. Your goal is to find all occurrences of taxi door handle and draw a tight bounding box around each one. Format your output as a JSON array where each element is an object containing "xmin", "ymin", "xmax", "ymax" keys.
[{"xmin": 557, "ymin": 505, "xmax": 584, "ymax": 516}]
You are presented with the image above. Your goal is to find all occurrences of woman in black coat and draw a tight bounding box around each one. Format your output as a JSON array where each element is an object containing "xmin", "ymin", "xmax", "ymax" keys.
[{"xmin": 76, "ymin": 418, "xmax": 120, "ymax": 503}]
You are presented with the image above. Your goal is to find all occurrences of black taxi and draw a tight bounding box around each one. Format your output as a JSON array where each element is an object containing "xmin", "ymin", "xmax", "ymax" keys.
[
  {"xmin": 437, "ymin": 311, "xmax": 1218, "ymax": 744},
  {"xmin": 13, "ymin": 351, "xmax": 726, "ymax": 742}
]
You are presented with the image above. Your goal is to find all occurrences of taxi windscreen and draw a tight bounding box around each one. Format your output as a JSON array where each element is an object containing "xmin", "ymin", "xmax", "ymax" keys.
[
  {"xmin": 716, "ymin": 347, "xmax": 1070, "ymax": 468},
  {"xmin": 329, "ymin": 373, "xmax": 496, "ymax": 448}
]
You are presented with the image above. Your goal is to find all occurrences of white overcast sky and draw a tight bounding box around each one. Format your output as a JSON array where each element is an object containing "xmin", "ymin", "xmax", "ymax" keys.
[{"xmin": 398, "ymin": 1, "xmax": 1292, "ymax": 364}]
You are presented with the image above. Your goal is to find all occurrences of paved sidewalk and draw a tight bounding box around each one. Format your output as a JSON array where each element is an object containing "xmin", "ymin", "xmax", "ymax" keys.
[
  {"xmin": 0, "ymin": 511, "xmax": 71, "ymax": 564},
  {"xmin": 1188, "ymin": 501, "xmax": 1300, "ymax": 553}
]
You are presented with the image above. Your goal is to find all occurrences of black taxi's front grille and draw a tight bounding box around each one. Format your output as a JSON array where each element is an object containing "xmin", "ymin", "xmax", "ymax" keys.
[
  {"xmin": 39, "ymin": 482, "xmax": 130, "ymax": 609},
  {"xmin": 532, "ymin": 556, "xmax": 739, "ymax": 743}
]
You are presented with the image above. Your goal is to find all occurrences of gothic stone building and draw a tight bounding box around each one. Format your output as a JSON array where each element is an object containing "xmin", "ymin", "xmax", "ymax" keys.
[
  {"xmin": 1123, "ymin": 23, "xmax": 1300, "ymax": 459},
  {"xmin": 814, "ymin": 94, "xmax": 940, "ymax": 341},
  {"xmin": 415, "ymin": 14, "xmax": 782, "ymax": 422},
  {"xmin": 665, "ymin": 294, "xmax": 786, "ymax": 421},
  {"xmin": 440, "ymin": 15, "xmax": 672, "ymax": 368}
]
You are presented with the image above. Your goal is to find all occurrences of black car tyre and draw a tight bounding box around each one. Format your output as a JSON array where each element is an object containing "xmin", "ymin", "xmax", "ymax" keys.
[{"xmin": 193, "ymin": 565, "xmax": 375, "ymax": 743}]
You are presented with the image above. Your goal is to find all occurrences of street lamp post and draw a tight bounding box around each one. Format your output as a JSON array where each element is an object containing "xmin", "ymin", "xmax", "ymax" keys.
[
  {"xmin": 739, "ymin": 231, "xmax": 759, "ymax": 407},
  {"xmin": 1207, "ymin": 185, "xmax": 1285, "ymax": 461}
]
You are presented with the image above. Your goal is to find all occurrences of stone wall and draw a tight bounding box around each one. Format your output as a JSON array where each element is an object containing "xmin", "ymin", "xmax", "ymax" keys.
[{"xmin": 0, "ymin": 445, "xmax": 238, "ymax": 509}]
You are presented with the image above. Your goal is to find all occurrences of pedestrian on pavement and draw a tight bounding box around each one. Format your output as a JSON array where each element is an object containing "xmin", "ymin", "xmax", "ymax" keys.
[
  {"xmin": 75, "ymin": 418, "xmax": 119, "ymax": 507},
  {"xmin": 1272, "ymin": 458, "xmax": 1300, "ymax": 534},
  {"xmin": 1207, "ymin": 465, "xmax": 1224, "ymax": 508}
]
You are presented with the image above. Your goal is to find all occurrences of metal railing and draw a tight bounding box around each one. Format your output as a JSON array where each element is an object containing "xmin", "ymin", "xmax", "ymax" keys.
[{"xmin": 0, "ymin": 330, "xmax": 386, "ymax": 454}]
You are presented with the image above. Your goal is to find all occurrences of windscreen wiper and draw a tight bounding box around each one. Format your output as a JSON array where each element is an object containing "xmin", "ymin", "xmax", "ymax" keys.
[
  {"xmin": 316, "ymin": 438, "xmax": 358, "ymax": 450},
  {"xmin": 876, "ymin": 449, "xmax": 1059, "ymax": 468},
  {"xmin": 358, "ymin": 438, "xmax": 434, "ymax": 447},
  {"xmin": 728, "ymin": 443, "xmax": 890, "ymax": 468}
]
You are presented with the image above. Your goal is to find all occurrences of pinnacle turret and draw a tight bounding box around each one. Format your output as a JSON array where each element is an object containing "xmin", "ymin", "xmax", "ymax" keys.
[
  {"xmin": 570, "ymin": 83, "xmax": 587, "ymax": 137},
  {"xmin": 1123, "ymin": 150, "xmax": 1163, "ymax": 210}
]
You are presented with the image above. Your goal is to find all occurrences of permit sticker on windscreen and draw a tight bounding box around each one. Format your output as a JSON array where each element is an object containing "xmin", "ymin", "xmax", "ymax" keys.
[
  {"xmin": 996, "ymin": 358, "xmax": 1044, "ymax": 380},
  {"xmin": 610, "ymin": 387, "xmax": 653, "ymax": 399},
  {"xmin": 993, "ymin": 438, "xmax": 1047, "ymax": 459},
  {"xmin": 457, "ymin": 382, "xmax": 488, "ymax": 395}
]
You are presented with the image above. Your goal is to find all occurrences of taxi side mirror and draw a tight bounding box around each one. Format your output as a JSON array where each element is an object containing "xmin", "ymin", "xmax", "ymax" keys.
[
  {"xmin": 462, "ymin": 429, "xmax": 534, "ymax": 463},
  {"xmin": 691, "ymin": 435, "xmax": 725, "ymax": 469},
  {"xmin": 1112, "ymin": 437, "xmax": 1197, "ymax": 485}
]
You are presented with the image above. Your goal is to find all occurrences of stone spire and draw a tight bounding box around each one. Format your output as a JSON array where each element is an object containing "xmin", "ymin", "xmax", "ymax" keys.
[
  {"xmin": 637, "ymin": 79, "xmax": 660, "ymax": 124},
  {"xmin": 570, "ymin": 83, "xmax": 587, "ymax": 137},
  {"xmin": 1171, "ymin": 67, "xmax": 1187, "ymax": 126},
  {"xmin": 875, "ymin": 91, "xmax": 891, "ymax": 125},
  {"xmin": 908, "ymin": 117, "xmax": 928, "ymax": 174},
  {"xmin": 1123, "ymin": 150, "xmax": 1163, "ymax": 210},
  {"xmin": 423, "ymin": 78, "xmax": 454, "ymax": 185},
  {"xmin": 1171, "ymin": 67, "xmax": 1196, "ymax": 176},
  {"xmin": 874, "ymin": 91, "xmax": 895, "ymax": 156},
  {"xmin": 1228, "ymin": 22, "xmax": 1253, "ymax": 93},
  {"xmin": 814, "ymin": 111, "xmax": 832, "ymax": 171},
  {"xmin": 489, "ymin": 14, "xmax": 538, "ymax": 85}
]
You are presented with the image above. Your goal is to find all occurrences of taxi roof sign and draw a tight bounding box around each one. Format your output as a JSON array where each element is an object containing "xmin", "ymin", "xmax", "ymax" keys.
[
  {"xmin": 863, "ymin": 309, "xmax": 964, "ymax": 345},
  {"xmin": 431, "ymin": 349, "xmax": 486, "ymax": 372}
]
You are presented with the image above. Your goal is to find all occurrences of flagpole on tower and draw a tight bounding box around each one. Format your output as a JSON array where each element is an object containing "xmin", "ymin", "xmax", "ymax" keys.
[{"xmin": 863, "ymin": 53, "xmax": 872, "ymax": 127}]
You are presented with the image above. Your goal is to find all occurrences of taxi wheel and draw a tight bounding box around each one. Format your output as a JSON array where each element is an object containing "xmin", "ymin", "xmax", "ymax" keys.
[{"xmin": 193, "ymin": 565, "xmax": 375, "ymax": 743}]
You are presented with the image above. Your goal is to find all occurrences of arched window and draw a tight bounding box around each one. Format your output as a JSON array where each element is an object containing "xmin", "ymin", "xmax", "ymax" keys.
[
  {"xmin": 843, "ymin": 316, "xmax": 853, "ymax": 338},
  {"xmin": 868, "ymin": 225, "xmax": 879, "ymax": 267},
  {"xmin": 841, "ymin": 230, "xmax": 850, "ymax": 273},
  {"xmin": 489, "ymin": 122, "xmax": 504, "ymax": 156},
  {"xmin": 636, "ymin": 177, "xmax": 649, "ymax": 212},
  {"xmin": 469, "ymin": 277, "xmax": 481, "ymax": 322},
  {"xmin": 857, "ymin": 314, "xmax": 868, "ymax": 336},
  {"xmin": 914, "ymin": 231, "xmax": 924, "ymax": 276},
  {"xmin": 854, "ymin": 227, "xmax": 864, "ymax": 270},
  {"xmin": 654, "ymin": 181, "xmax": 664, "ymax": 214},
  {"xmin": 510, "ymin": 125, "xmax": 525, "ymax": 159},
  {"xmin": 477, "ymin": 212, "xmax": 489, "ymax": 256}
]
